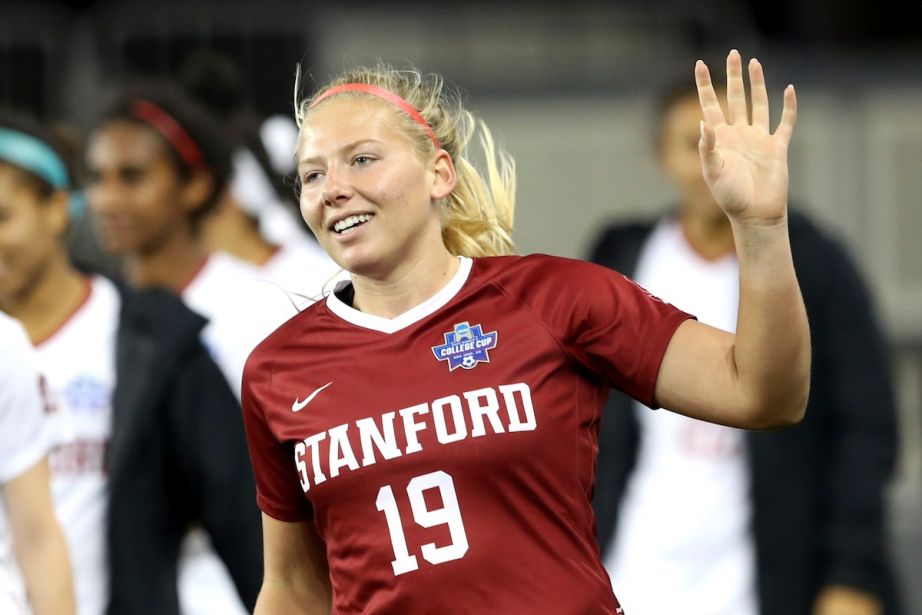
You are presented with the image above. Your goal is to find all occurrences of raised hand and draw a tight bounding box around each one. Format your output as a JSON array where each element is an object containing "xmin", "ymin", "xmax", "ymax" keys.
[{"xmin": 696, "ymin": 50, "xmax": 797, "ymax": 226}]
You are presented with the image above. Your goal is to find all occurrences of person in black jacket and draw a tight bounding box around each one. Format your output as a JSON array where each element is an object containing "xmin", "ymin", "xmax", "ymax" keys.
[
  {"xmin": 106, "ymin": 282, "xmax": 263, "ymax": 615},
  {"xmin": 588, "ymin": 82, "xmax": 900, "ymax": 615},
  {"xmin": 0, "ymin": 113, "xmax": 261, "ymax": 615}
]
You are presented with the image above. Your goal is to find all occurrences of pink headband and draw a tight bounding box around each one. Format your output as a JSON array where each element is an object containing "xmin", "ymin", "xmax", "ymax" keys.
[
  {"xmin": 309, "ymin": 83, "xmax": 441, "ymax": 149},
  {"xmin": 130, "ymin": 100, "xmax": 206, "ymax": 172}
]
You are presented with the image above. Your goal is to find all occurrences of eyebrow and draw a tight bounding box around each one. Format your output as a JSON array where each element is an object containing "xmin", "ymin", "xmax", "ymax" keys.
[{"xmin": 298, "ymin": 139, "xmax": 383, "ymax": 169}]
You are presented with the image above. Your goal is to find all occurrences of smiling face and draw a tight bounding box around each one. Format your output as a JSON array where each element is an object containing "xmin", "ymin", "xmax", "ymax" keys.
[
  {"xmin": 85, "ymin": 120, "xmax": 197, "ymax": 256},
  {"xmin": 0, "ymin": 164, "xmax": 66, "ymax": 301},
  {"xmin": 297, "ymin": 97, "xmax": 455, "ymax": 281}
]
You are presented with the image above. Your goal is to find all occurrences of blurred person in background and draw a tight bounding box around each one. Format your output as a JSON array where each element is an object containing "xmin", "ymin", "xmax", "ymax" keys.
[
  {"xmin": 0, "ymin": 113, "xmax": 260, "ymax": 614},
  {"xmin": 85, "ymin": 81, "xmax": 294, "ymax": 397},
  {"xmin": 0, "ymin": 312, "xmax": 75, "ymax": 615},
  {"xmin": 84, "ymin": 82, "xmax": 292, "ymax": 614},
  {"xmin": 181, "ymin": 50, "xmax": 341, "ymax": 305},
  {"xmin": 589, "ymin": 77, "xmax": 900, "ymax": 615}
]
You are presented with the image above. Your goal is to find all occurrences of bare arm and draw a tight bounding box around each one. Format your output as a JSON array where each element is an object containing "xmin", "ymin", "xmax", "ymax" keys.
[
  {"xmin": 4, "ymin": 457, "xmax": 75, "ymax": 615},
  {"xmin": 255, "ymin": 513, "xmax": 332, "ymax": 615},
  {"xmin": 655, "ymin": 50, "xmax": 810, "ymax": 429}
]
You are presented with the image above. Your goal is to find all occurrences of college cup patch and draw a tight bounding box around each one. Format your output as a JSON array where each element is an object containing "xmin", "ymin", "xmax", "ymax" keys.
[{"xmin": 431, "ymin": 321, "xmax": 498, "ymax": 371}]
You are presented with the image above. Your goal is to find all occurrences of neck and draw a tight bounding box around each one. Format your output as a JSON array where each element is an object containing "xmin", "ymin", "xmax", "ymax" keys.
[
  {"xmin": 124, "ymin": 228, "xmax": 208, "ymax": 292},
  {"xmin": 203, "ymin": 206, "xmax": 277, "ymax": 266},
  {"xmin": 350, "ymin": 248, "xmax": 460, "ymax": 319},
  {"xmin": 1, "ymin": 255, "xmax": 88, "ymax": 345},
  {"xmin": 678, "ymin": 199, "xmax": 735, "ymax": 260}
]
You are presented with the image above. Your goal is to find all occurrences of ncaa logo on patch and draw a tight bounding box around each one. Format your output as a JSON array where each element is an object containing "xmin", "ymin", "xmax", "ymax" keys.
[{"xmin": 431, "ymin": 321, "xmax": 498, "ymax": 371}]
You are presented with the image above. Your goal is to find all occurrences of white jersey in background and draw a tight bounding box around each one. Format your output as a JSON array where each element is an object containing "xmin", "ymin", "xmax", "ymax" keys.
[
  {"xmin": 35, "ymin": 275, "xmax": 118, "ymax": 615},
  {"xmin": 260, "ymin": 239, "xmax": 342, "ymax": 309},
  {"xmin": 178, "ymin": 250, "xmax": 293, "ymax": 615},
  {"xmin": 180, "ymin": 250, "xmax": 295, "ymax": 398},
  {"xmin": 604, "ymin": 218, "xmax": 758, "ymax": 615},
  {"xmin": 0, "ymin": 313, "xmax": 60, "ymax": 614},
  {"xmin": 229, "ymin": 144, "xmax": 342, "ymax": 308}
]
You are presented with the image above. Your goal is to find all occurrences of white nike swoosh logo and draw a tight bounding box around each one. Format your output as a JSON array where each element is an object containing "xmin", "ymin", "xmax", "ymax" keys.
[{"xmin": 292, "ymin": 381, "xmax": 333, "ymax": 412}]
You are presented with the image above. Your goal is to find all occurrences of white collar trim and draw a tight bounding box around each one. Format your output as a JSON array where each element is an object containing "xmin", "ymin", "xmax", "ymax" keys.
[{"xmin": 326, "ymin": 257, "xmax": 472, "ymax": 334}]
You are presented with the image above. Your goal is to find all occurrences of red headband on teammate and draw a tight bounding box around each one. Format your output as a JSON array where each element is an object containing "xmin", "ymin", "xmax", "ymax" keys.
[
  {"xmin": 130, "ymin": 100, "xmax": 207, "ymax": 172},
  {"xmin": 309, "ymin": 83, "xmax": 441, "ymax": 149}
]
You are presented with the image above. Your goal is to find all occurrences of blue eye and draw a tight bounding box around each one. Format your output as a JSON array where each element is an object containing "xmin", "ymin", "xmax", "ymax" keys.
[
  {"xmin": 354, "ymin": 155, "xmax": 373, "ymax": 166},
  {"xmin": 303, "ymin": 171, "xmax": 323, "ymax": 183}
]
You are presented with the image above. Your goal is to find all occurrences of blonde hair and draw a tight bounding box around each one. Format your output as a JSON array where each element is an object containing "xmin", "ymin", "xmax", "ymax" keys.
[{"xmin": 295, "ymin": 62, "xmax": 516, "ymax": 257}]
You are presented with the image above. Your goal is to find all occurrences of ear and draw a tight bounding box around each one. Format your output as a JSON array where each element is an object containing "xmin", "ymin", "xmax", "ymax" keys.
[
  {"xmin": 429, "ymin": 149, "xmax": 457, "ymax": 201},
  {"xmin": 179, "ymin": 171, "xmax": 216, "ymax": 215},
  {"xmin": 44, "ymin": 190, "xmax": 72, "ymax": 239}
]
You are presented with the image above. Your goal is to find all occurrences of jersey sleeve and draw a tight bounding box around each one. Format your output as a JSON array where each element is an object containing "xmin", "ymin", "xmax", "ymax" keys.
[
  {"xmin": 0, "ymin": 317, "xmax": 58, "ymax": 484},
  {"xmin": 516, "ymin": 256, "xmax": 694, "ymax": 407},
  {"xmin": 241, "ymin": 351, "xmax": 313, "ymax": 522}
]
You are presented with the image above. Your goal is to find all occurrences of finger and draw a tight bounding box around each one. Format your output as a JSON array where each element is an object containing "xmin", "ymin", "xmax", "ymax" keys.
[
  {"xmin": 726, "ymin": 49, "xmax": 748, "ymax": 125},
  {"xmin": 695, "ymin": 60, "xmax": 726, "ymax": 127},
  {"xmin": 698, "ymin": 120, "xmax": 721, "ymax": 182},
  {"xmin": 773, "ymin": 85, "xmax": 797, "ymax": 145},
  {"xmin": 749, "ymin": 58, "xmax": 770, "ymax": 131}
]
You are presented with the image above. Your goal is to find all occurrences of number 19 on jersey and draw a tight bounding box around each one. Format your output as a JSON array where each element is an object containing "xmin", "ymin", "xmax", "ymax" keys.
[{"xmin": 375, "ymin": 470, "xmax": 469, "ymax": 575}]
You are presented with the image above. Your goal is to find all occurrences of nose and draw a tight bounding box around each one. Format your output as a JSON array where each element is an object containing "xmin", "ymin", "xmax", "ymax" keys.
[{"xmin": 320, "ymin": 164, "xmax": 352, "ymax": 207}]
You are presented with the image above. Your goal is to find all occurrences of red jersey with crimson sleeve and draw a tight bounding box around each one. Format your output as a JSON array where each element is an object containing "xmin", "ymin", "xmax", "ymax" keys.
[{"xmin": 242, "ymin": 254, "xmax": 693, "ymax": 614}]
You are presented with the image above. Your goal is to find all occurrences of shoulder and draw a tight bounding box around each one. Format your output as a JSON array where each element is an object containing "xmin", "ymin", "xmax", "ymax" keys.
[
  {"xmin": 585, "ymin": 217, "xmax": 659, "ymax": 267},
  {"xmin": 245, "ymin": 300, "xmax": 328, "ymax": 378},
  {"xmin": 472, "ymin": 254, "xmax": 632, "ymax": 312},
  {"xmin": 787, "ymin": 209, "xmax": 866, "ymax": 291},
  {"xmin": 188, "ymin": 251, "xmax": 262, "ymax": 300},
  {"xmin": 476, "ymin": 253, "xmax": 623, "ymax": 286},
  {"xmin": 0, "ymin": 314, "xmax": 48, "ymax": 431},
  {"xmin": 788, "ymin": 209, "xmax": 833, "ymax": 250},
  {"xmin": 211, "ymin": 250, "xmax": 262, "ymax": 275},
  {"xmin": 115, "ymin": 281, "xmax": 207, "ymax": 344},
  {"xmin": 787, "ymin": 209, "xmax": 858, "ymax": 260}
]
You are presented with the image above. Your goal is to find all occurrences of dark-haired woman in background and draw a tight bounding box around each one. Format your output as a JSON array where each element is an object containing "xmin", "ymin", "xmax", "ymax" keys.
[{"xmin": 0, "ymin": 110, "xmax": 260, "ymax": 615}]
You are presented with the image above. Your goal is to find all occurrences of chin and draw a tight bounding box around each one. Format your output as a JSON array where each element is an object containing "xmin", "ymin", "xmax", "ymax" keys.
[
  {"xmin": 338, "ymin": 254, "xmax": 394, "ymax": 280},
  {"xmin": 0, "ymin": 275, "xmax": 28, "ymax": 302},
  {"xmin": 328, "ymin": 245, "xmax": 378, "ymax": 277},
  {"xmin": 98, "ymin": 237, "xmax": 135, "ymax": 256}
]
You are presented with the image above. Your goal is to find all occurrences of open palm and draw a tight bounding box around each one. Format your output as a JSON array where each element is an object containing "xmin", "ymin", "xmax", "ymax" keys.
[{"xmin": 696, "ymin": 50, "xmax": 797, "ymax": 224}]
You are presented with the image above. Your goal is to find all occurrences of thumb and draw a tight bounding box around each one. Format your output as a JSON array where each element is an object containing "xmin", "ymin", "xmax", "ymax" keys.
[{"xmin": 698, "ymin": 120, "xmax": 722, "ymax": 183}]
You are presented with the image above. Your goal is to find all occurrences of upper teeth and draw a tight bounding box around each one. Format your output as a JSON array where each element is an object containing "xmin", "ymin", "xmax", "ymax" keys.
[{"xmin": 333, "ymin": 214, "xmax": 373, "ymax": 233}]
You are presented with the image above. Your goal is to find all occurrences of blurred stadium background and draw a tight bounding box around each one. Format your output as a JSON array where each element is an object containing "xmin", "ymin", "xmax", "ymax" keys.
[{"xmin": 3, "ymin": 0, "xmax": 920, "ymax": 610}]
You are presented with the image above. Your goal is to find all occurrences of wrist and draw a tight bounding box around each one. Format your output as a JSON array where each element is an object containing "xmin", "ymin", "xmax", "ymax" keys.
[{"xmin": 730, "ymin": 214, "xmax": 791, "ymax": 250}]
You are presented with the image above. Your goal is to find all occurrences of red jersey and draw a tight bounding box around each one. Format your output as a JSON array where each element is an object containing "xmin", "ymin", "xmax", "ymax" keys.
[{"xmin": 243, "ymin": 254, "xmax": 692, "ymax": 614}]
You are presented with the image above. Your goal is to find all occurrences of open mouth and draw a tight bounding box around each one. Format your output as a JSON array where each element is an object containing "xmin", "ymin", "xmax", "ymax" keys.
[{"xmin": 332, "ymin": 213, "xmax": 374, "ymax": 235}]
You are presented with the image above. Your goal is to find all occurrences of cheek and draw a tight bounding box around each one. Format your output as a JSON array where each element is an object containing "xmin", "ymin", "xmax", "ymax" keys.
[
  {"xmin": 136, "ymin": 180, "xmax": 188, "ymax": 226},
  {"xmin": 380, "ymin": 168, "xmax": 429, "ymax": 217},
  {"xmin": 0, "ymin": 209, "xmax": 35, "ymax": 247},
  {"xmin": 0, "ymin": 216, "xmax": 50, "ymax": 273},
  {"xmin": 299, "ymin": 191, "xmax": 323, "ymax": 233},
  {"xmin": 664, "ymin": 149, "xmax": 703, "ymax": 183},
  {"xmin": 85, "ymin": 185, "xmax": 104, "ymax": 213}
]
